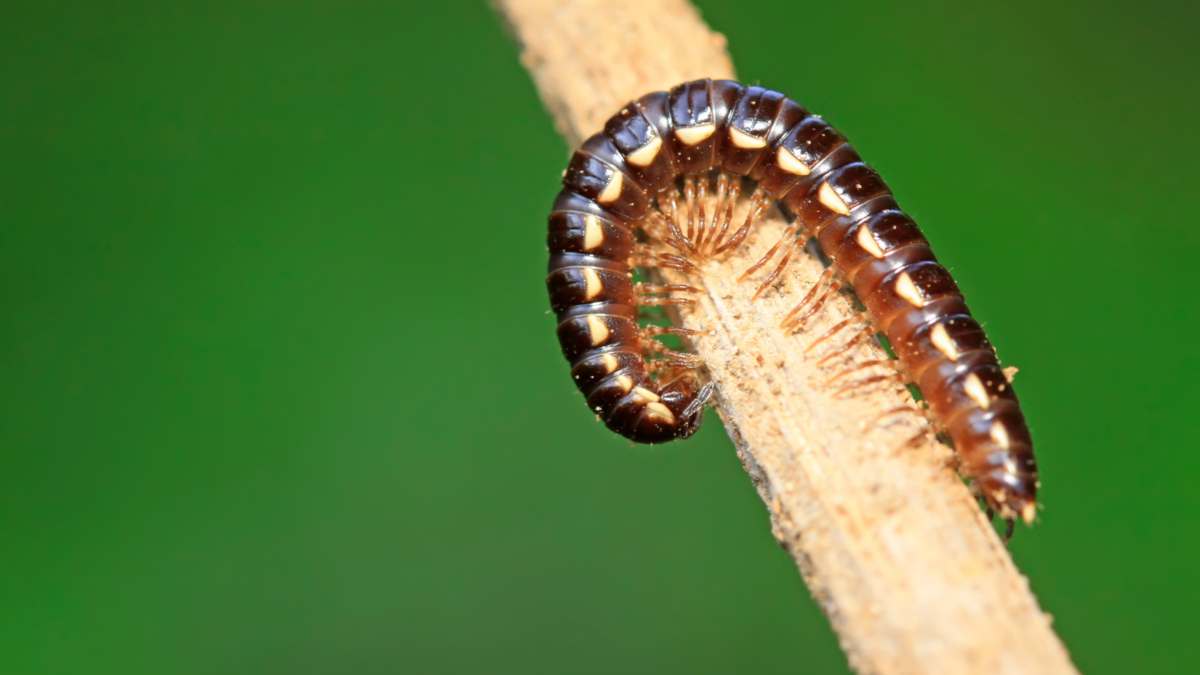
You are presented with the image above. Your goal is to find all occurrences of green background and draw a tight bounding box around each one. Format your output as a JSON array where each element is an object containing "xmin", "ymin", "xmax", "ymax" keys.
[{"xmin": 2, "ymin": 1, "xmax": 1196, "ymax": 673}]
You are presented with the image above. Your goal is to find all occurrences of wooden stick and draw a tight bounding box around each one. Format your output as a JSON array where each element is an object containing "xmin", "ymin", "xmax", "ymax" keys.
[{"xmin": 493, "ymin": 1, "xmax": 1079, "ymax": 673}]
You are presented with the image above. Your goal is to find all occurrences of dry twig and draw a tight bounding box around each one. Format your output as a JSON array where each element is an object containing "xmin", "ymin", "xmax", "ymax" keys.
[{"xmin": 493, "ymin": 1, "xmax": 1079, "ymax": 672}]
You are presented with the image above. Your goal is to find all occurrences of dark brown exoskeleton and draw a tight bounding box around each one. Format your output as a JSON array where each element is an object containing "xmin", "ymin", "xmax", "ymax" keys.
[{"xmin": 546, "ymin": 79, "xmax": 1038, "ymax": 528}]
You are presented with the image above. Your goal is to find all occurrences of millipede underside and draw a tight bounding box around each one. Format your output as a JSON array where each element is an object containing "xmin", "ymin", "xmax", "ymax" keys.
[{"xmin": 637, "ymin": 169, "xmax": 930, "ymax": 409}]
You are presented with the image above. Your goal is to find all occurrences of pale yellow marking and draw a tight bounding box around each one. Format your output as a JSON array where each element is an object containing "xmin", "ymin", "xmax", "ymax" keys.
[
  {"xmin": 729, "ymin": 126, "xmax": 767, "ymax": 149},
  {"xmin": 1003, "ymin": 456, "xmax": 1019, "ymax": 475},
  {"xmin": 582, "ymin": 214, "xmax": 604, "ymax": 251},
  {"xmin": 963, "ymin": 373, "xmax": 990, "ymax": 409},
  {"xmin": 856, "ymin": 225, "xmax": 885, "ymax": 259},
  {"xmin": 582, "ymin": 267, "xmax": 603, "ymax": 301},
  {"xmin": 599, "ymin": 353, "xmax": 619, "ymax": 374},
  {"xmin": 818, "ymin": 182, "xmax": 851, "ymax": 215},
  {"xmin": 586, "ymin": 315, "xmax": 609, "ymax": 345},
  {"xmin": 894, "ymin": 271, "xmax": 925, "ymax": 307},
  {"xmin": 596, "ymin": 171, "xmax": 622, "ymax": 204},
  {"xmin": 645, "ymin": 401, "xmax": 676, "ymax": 424},
  {"xmin": 1003, "ymin": 366, "xmax": 1019, "ymax": 383},
  {"xmin": 615, "ymin": 374, "xmax": 634, "ymax": 392},
  {"xmin": 632, "ymin": 386, "xmax": 661, "ymax": 403},
  {"xmin": 930, "ymin": 322, "xmax": 959, "ymax": 361},
  {"xmin": 625, "ymin": 136, "xmax": 662, "ymax": 167},
  {"xmin": 674, "ymin": 123, "xmax": 715, "ymax": 146},
  {"xmin": 1021, "ymin": 503, "xmax": 1036, "ymax": 523},
  {"xmin": 776, "ymin": 146, "xmax": 811, "ymax": 175},
  {"xmin": 990, "ymin": 420, "xmax": 1011, "ymax": 449}
]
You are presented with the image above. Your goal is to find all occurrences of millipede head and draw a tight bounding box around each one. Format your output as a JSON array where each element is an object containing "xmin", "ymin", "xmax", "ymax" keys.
[{"xmin": 650, "ymin": 377, "xmax": 711, "ymax": 441}]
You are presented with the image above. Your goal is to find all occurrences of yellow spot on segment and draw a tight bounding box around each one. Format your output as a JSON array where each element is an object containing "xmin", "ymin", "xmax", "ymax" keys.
[
  {"xmin": 818, "ymin": 182, "xmax": 851, "ymax": 215},
  {"xmin": 645, "ymin": 402, "xmax": 676, "ymax": 424},
  {"xmin": 674, "ymin": 123, "xmax": 715, "ymax": 146},
  {"xmin": 856, "ymin": 225, "xmax": 885, "ymax": 259},
  {"xmin": 586, "ymin": 315, "xmax": 609, "ymax": 345},
  {"xmin": 625, "ymin": 136, "xmax": 662, "ymax": 167},
  {"xmin": 1003, "ymin": 366, "xmax": 1019, "ymax": 383},
  {"xmin": 596, "ymin": 171, "xmax": 622, "ymax": 204},
  {"xmin": 776, "ymin": 146, "xmax": 811, "ymax": 175},
  {"xmin": 930, "ymin": 323, "xmax": 959, "ymax": 361},
  {"xmin": 729, "ymin": 127, "xmax": 767, "ymax": 149},
  {"xmin": 964, "ymin": 373, "xmax": 990, "ymax": 409},
  {"xmin": 615, "ymin": 375, "xmax": 634, "ymax": 392},
  {"xmin": 1021, "ymin": 502, "xmax": 1036, "ymax": 524},
  {"xmin": 582, "ymin": 267, "xmax": 603, "ymax": 301},
  {"xmin": 582, "ymin": 214, "xmax": 604, "ymax": 250},
  {"xmin": 894, "ymin": 271, "xmax": 925, "ymax": 307},
  {"xmin": 599, "ymin": 353, "xmax": 619, "ymax": 373},
  {"xmin": 990, "ymin": 420, "xmax": 1011, "ymax": 449},
  {"xmin": 632, "ymin": 386, "xmax": 661, "ymax": 403}
]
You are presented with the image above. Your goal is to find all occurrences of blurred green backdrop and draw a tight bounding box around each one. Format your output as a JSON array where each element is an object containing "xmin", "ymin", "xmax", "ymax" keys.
[{"xmin": 2, "ymin": 1, "xmax": 1197, "ymax": 673}]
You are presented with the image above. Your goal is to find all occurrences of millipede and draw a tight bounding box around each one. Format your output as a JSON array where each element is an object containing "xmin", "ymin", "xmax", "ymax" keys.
[{"xmin": 546, "ymin": 79, "xmax": 1038, "ymax": 533}]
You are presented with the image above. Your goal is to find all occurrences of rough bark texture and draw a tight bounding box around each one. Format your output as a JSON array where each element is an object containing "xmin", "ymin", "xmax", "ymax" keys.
[{"xmin": 493, "ymin": 1, "xmax": 1080, "ymax": 673}]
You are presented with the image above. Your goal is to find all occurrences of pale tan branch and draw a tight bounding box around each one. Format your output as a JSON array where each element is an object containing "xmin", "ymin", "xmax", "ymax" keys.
[{"xmin": 493, "ymin": 1, "xmax": 1079, "ymax": 673}]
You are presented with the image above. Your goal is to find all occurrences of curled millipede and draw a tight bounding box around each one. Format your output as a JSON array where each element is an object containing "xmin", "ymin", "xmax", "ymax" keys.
[{"xmin": 546, "ymin": 79, "xmax": 1038, "ymax": 526}]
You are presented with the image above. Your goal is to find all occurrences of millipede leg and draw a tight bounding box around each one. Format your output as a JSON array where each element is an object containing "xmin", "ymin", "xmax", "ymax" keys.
[
  {"xmin": 642, "ymin": 325, "xmax": 709, "ymax": 338},
  {"xmin": 783, "ymin": 270, "xmax": 848, "ymax": 333},
  {"xmin": 1003, "ymin": 518, "xmax": 1015, "ymax": 543},
  {"xmin": 636, "ymin": 282, "xmax": 700, "ymax": 307},
  {"xmin": 647, "ymin": 358, "xmax": 698, "ymax": 373},
  {"xmin": 740, "ymin": 224, "xmax": 797, "ymax": 281},
  {"xmin": 895, "ymin": 428, "xmax": 933, "ymax": 453},
  {"xmin": 692, "ymin": 179, "xmax": 711, "ymax": 252},
  {"xmin": 714, "ymin": 185, "xmax": 769, "ymax": 255},
  {"xmin": 750, "ymin": 233, "xmax": 813, "ymax": 301},
  {"xmin": 638, "ymin": 296, "xmax": 695, "ymax": 307},
  {"xmin": 816, "ymin": 325, "xmax": 878, "ymax": 366},
  {"xmin": 634, "ymin": 246, "xmax": 699, "ymax": 274},
  {"xmin": 779, "ymin": 268, "xmax": 835, "ymax": 329},
  {"xmin": 823, "ymin": 359, "xmax": 897, "ymax": 387},
  {"xmin": 696, "ymin": 172, "xmax": 730, "ymax": 253},
  {"xmin": 831, "ymin": 372, "xmax": 905, "ymax": 398},
  {"xmin": 750, "ymin": 247, "xmax": 794, "ymax": 300},
  {"xmin": 683, "ymin": 175, "xmax": 697, "ymax": 244},
  {"xmin": 637, "ymin": 283, "xmax": 700, "ymax": 295},
  {"xmin": 638, "ymin": 258, "xmax": 697, "ymax": 273},
  {"xmin": 641, "ymin": 338, "xmax": 703, "ymax": 366},
  {"xmin": 644, "ymin": 213, "xmax": 684, "ymax": 253},
  {"xmin": 861, "ymin": 404, "xmax": 924, "ymax": 431},
  {"xmin": 707, "ymin": 179, "xmax": 740, "ymax": 254},
  {"xmin": 804, "ymin": 311, "xmax": 869, "ymax": 355},
  {"xmin": 659, "ymin": 191, "xmax": 685, "ymax": 251},
  {"xmin": 660, "ymin": 188, "xmax": 697, "ymax": 256}
]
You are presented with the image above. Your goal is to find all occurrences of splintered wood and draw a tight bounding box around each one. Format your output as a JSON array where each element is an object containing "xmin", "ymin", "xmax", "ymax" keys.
[{"xmin": 493, "ymin": 0, "xmax": 1079, "ymax": 673}]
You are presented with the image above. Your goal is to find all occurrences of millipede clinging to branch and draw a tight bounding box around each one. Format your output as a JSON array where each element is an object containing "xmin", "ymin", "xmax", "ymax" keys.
[{"xmin": 546, "ymin": 79, "xmax": 1038, "ymax": 528}]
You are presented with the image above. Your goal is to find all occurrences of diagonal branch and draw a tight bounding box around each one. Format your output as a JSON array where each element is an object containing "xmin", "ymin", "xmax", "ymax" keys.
[{"xmin": 493, "ymin": 1, "xmax": 1079, "ymax": 673}]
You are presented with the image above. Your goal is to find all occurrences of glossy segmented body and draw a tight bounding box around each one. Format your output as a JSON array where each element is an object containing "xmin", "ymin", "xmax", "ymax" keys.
[{"xmin": 546, "ymin": 79, "xmax": 1037, "ymax": 522}]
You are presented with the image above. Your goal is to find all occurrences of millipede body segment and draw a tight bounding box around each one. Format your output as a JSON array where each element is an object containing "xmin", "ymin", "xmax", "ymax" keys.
[{"xmin": 546, "ymin": 79, "xmax": 1038, "ymax": 523}]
